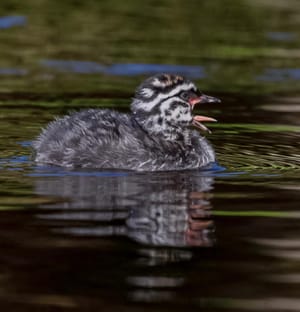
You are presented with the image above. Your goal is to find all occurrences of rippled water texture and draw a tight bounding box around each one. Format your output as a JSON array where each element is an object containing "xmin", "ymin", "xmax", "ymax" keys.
[{"xmin": 0, "ymin": 1, "xmax": 300, "ymax": 311}]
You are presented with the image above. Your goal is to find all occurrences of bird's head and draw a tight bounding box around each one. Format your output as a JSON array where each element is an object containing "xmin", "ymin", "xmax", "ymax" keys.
[{"xmin": 131, "ymin": 74, "xmax": 220, "ymax": 140}]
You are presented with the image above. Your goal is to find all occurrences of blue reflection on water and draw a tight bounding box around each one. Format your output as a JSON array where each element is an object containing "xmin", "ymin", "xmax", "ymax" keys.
[
  {"xmin": 0, "ymin": 155, "xmax": 29, "ymax": 164},
  {"xmin": 28, "ymin": 169, "xmax": 131, "ymax": 177},
  {"xmin": 18, "ymin": 141, "xmax": 32, "ymax": 147},
  {"xmin": 26, "ymin": 161, "xmax": 244, "ymax": 178},
  {"xmin": 40, "ymin": 60, "xmax": 106, "ymax": 74},
  {"xmin": 265, "ymin": 31, "xmax": 297, "ymax": 42},
  {"xmin": 0, "ymin": 155, "xmax": 29, "ymax": 170},
  {"xmin": 0, "ymin": 15, "xmax": 27, "ymax": 29},
  {"xmin": 106, "ymin": 63, "xmax": 205, "ymax": 78},
  {"xmin": 0, "ymin": 153, "xmax": 278, "ymax": 179},
  {"xmin": 200, "ymin": 162, "xmax": 246, "ymax": 177},
  {"xmin": 28, "ymin": 164, "xmax": 238, "ymax": 178},
  {"xmin": 257, "ymin": 68, "xmax": 300, "ymax": 81},
  {"xmin": 40, "ymin": 60, "xmax": 206, "ymax": 78},
  {"xmin": 0, "ymin": 68, "xmax": 27, "ymax": 76}
]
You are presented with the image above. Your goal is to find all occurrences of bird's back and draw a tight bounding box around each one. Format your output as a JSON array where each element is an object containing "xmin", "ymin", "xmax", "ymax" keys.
[{"xmin": 33, "ymin": 109, "xmax": 143, "ymax": 168}]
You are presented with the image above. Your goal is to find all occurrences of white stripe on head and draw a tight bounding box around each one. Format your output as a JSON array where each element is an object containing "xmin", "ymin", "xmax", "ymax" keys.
[
  {"xmin": 136, "ymin": 82, "xmax": 196, "ymax": 112},
  {"xmin": 140, "ymin": 87, "xmax": 154, "ymax": 98}
]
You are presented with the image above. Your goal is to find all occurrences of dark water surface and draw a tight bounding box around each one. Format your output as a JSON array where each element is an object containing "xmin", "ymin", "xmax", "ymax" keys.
[{"xmin": 0, "ymin": 1, "xmax": 300, "ymax": 311}]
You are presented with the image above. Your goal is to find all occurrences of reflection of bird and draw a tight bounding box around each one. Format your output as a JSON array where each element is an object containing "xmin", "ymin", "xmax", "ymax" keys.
[
  {"xmin": 35, "ymin": 172, "xmax": 215, "ymax": 248},
  {"xmin": 33, "ymin": 74, "xmax": 220, "ymax": 171}
]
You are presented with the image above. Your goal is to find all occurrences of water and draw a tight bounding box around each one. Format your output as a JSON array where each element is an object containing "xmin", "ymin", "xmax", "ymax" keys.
[{"xmin": 0, "ymin": 0, "xmax": 300, "ymax": 311}]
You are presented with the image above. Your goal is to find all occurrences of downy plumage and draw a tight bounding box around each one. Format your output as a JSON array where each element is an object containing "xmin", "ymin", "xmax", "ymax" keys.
[{"xmin": 33, "ymin": 74, "xmax": 220, "ymax": 171}]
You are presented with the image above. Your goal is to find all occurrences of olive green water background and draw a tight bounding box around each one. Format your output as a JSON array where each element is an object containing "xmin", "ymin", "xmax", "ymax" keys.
[{"xmin": 0, "ymin": 0, "xmax": 300, "ymax": 311}]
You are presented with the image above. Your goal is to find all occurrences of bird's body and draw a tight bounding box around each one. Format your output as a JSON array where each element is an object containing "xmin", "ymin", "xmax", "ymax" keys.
[{"xmin": 33, "ymin": 74, "xmax": 220, "ymax": 171}]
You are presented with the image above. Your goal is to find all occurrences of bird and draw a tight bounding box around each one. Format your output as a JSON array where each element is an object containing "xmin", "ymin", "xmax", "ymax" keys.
[{"xmin": 33, "ymin": 73, "xmax": 221, "ymax": 171}]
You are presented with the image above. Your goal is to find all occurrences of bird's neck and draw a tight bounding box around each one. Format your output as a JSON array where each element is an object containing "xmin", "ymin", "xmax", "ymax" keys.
[{"xmin": 133, "ymin": 112, "xmax": 192, "ymax": 144}]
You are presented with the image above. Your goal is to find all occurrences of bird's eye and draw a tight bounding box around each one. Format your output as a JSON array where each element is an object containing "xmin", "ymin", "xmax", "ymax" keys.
[{"xmin": 180, "ymin": 91, "xmax": 190, "ymax": 101}]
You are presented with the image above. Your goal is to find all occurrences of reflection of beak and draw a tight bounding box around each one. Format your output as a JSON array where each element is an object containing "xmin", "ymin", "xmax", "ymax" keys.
[{"xmin": 189, "ymin": 94, "xmax": 220, "ymax": 133}]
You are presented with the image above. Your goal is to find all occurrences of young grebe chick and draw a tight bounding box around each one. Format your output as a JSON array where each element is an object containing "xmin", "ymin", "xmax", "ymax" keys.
[{"xmin": 33, "ymin": 74, "xmax": 220, "ymax": 171}]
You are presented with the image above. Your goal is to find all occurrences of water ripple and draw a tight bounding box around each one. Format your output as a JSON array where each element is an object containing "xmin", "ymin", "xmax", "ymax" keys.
[{"xmin": 213, "ymin": 123, "xmax": 300, "ymax": 172}]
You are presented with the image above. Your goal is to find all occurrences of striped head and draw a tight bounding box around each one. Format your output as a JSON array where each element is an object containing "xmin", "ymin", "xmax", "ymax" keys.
[{"xmin": 131, "ymin": 74, "xmax": 220, "ymax": 139}]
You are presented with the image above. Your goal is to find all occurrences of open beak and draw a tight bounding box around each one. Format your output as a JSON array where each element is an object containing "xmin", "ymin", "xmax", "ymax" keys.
[{"xmin": 189, "ymin": 94, "xmax": 220, "ymax": 133}]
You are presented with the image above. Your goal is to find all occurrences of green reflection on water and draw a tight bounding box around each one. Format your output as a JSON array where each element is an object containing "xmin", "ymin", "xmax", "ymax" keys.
[
  {"xmin": 213, "ymin": 210, "xmax": 300, "ymax": 218},
  {"xmin": 211, "ymin": 123, "xmax": 300, "ymax": 133},
  {"xmin": 0, "ymin": 2, "xmax": 299, "ymax": 311},
  {"xmin": 0, "ymin": 0, "xmax": 299, "ymax": 93}
]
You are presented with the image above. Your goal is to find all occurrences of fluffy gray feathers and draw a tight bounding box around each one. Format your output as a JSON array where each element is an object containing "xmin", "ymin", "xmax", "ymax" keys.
[
  {"xmin": 33, "ymin": 109, "xmax": 215, "ymax": 170},
  {"xmin": 33, "ymin": 74, "xmax": 216, "ymax": 171}
]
